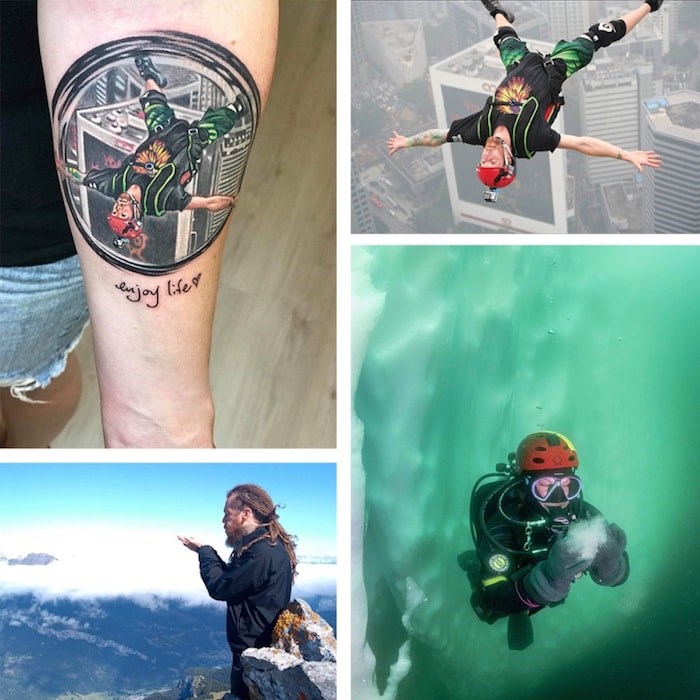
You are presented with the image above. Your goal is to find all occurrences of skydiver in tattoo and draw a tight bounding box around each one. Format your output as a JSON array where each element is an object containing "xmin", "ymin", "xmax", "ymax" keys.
[{"xmin": 58, "ymin": 56, "xmax": 242, "ymax": 251}]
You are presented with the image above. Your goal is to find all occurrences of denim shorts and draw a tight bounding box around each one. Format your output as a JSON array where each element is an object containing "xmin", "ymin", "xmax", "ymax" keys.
[{"xmin": 0, "ymin": 255, "xmax": 89, "ymax": 400}]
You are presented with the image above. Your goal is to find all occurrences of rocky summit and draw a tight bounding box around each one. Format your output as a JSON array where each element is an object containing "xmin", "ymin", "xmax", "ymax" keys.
[{"xmin": 240, "ymin": 598, "xmax": 337, "ymax": 700}]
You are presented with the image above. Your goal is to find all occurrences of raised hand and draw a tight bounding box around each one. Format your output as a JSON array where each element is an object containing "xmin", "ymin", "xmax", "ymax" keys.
[
  {"xmin": 387, "ymin": 131, "xmax": 409, "ymax": 156},
  {"xmin": 626, "ymin": 150, "xmax": 662, "ymax": 173}
]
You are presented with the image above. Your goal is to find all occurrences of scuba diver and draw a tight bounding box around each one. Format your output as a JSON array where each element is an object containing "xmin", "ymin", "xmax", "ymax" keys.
[
  {"xmin": 387, "ymin": 0, "xmax": 663, "ymax": 203},
  {"xmin": 459, "ymin": 431, "xmax": 629, "ymax": 649}
]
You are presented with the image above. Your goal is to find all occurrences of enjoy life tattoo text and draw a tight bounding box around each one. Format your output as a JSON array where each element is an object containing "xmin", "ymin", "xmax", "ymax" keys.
[{"xmin": 114, "ymin": 272, "xmax": 202, "ymax": 309}]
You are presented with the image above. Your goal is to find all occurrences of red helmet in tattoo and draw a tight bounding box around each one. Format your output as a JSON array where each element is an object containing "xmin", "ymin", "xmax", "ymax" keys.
[{"xmin": 107, "ymin": 192, "xmax": 144, "ymax": 239}]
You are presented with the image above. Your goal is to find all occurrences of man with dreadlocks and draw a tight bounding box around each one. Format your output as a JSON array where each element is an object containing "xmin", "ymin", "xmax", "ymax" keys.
[{"xmin": 179, "ymin": 484, "xmax": 297, "ymax": 699}]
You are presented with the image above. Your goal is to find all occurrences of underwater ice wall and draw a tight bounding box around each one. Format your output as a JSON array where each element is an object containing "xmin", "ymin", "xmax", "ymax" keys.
[{"xmin": 352, "ymin": 246, "xmax": 700, "ymax": 700}]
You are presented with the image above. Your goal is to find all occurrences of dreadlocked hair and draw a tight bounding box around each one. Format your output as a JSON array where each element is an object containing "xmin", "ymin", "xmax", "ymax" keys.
[{"xmin": 228, "ymin": 484, "xmax": 298, "ymax": 580}]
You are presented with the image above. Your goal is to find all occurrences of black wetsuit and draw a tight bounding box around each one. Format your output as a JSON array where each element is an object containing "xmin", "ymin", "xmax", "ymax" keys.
[
  {"xmin": 475, "ymin": 487, "xmax": 629, "ymax": 619},
  {"xmin": 197, "ymin": 527, "xmax": 292, "ymax": 697}
]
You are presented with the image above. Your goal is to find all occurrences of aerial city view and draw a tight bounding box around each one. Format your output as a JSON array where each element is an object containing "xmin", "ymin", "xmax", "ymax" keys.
[{"xmin": 351, "ymin": 0, "xmax": 700, "ymax": 233}]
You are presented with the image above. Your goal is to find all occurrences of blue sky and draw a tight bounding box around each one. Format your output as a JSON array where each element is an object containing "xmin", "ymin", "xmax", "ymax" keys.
[{"xmin": 0, "ymin": 462, "xmax": 336, "ymax": 603}]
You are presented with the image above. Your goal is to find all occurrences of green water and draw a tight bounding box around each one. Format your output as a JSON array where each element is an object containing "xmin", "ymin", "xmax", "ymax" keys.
[{"xmin": 352, "ymin": 246, "xmax": 700, "ymax": 700}]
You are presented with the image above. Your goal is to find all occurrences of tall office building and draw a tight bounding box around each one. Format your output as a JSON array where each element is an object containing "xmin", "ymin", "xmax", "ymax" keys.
[
  {"xmin": 578, "ymin": 57, "xmax": 654, "ymax": 186},
  {"xmin": 445, "ymin": 1, "xmax": 549, "ymax": 57},
  {"xmin": 642, "ymin": 91, "xmax": 700, "ymax": 233},
  {"xmin": 361, "ymin": 19, "xmax": 428, "ymax": 88},
  {"xmin": 396, "ymin": 1, "xmax": 432, "ymax": 23},
  {"xmin": 352, "ymin": 1, "xmax": 392, "ymax": 87},
  {"xmin": 352, "ymin": 156, "xmax": 377, "ymax": 233},
  {"xmin": 430, "ymin": 36, "xmax": 569, "ymax": 233},
  {"xmin": 537, "ymin": 0, "xmax": 594, "ymax": 44}
]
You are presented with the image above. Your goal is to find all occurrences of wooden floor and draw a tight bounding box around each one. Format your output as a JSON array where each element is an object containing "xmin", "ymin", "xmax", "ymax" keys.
[{"xmin": 53, "ymin": 0, "xmax": 336, "ymax": 448}]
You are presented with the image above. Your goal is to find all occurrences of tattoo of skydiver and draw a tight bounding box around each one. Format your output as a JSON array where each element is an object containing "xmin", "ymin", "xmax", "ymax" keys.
[{"xmin": 53, "ymin": 33, "xmax": 260, "ymax": 275}]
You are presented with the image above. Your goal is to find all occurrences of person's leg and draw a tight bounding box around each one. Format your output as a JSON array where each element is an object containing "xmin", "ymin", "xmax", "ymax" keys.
[
  {"xmin": 230, "ymin": 653, "xmax": 249, "ymax": 699},
  {"xmin": 481, "ymin": 0, "xmax": 516, "ymax": 25},
  {"xmin": 550, "ymin": 2, "xmax": 653, "ymax": 82},
  {"xmin": 0, "ymin": 351, "xmax": 82, "ymax": 448},
  {"xmin": 620, "ymin": 3, "xmax": 653, "ymax": 34}
]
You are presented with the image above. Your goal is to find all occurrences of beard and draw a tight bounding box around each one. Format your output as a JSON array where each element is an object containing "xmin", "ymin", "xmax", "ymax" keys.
[{"xmin": 485, "ymin": 136, "xmax": 502, "ymax": 149}]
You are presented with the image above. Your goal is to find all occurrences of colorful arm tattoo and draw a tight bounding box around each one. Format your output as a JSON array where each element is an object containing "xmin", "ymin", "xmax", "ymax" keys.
[
  {"xmin": 407, "ymin": 129, "xmax": 449, "ymax": 148},
  {"xmin": 51, "ymin": 32, "xmax": 260, "ymax": 276}
]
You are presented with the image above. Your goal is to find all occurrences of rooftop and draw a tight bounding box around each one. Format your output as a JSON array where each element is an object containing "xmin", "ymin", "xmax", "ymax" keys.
[
  {"xmin": 431, "ymin": 36, "xmax": 555, "ymax": 84},
  {"xmin": 645, "ymin": 91, "xmax": 700, "ymax": 140},
  {"xmin": 361, "ymin": 19, "xmax": 424, "ymax": 63}
]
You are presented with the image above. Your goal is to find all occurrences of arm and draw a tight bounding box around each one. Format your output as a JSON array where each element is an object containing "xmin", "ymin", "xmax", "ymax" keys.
[
  {"xmin": 185, "ymin": 195, "xmax": 237, "ymax": 212},
  {"xmin": 557, "ymin": 134, "xmax": 662, "ymax": 173},
  {"xmin": 197, "ymin": 545, "xmax": 268, "ymax": 602},
  {"xmin": 387, "ymin": 129, "xmax": 449, "ymax": 156},
  {"xmin": 38, "ymin": 0, "xmax": 278, "ymax": 447}
]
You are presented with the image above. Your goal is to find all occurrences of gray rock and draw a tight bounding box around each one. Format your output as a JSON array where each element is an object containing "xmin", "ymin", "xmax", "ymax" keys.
[
  {"xmin": 238, "ymin": 598, "xmax": 337, "ymax": 700},
  {"xmin": 241, "ymin": 648, "xmax": 336, "ymax": 700}
]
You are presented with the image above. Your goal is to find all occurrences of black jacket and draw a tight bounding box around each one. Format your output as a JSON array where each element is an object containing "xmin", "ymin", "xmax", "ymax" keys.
[
  {"xmin": 197, "ymin": 527, "xmax": 292, "ymax": 653},
  {"xmin": 446, "ymin": 52, "xmax": 563, "ymax": 160}
]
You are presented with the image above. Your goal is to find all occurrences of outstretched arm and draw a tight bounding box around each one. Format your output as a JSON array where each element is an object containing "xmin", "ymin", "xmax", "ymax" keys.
[
  {"xmin": 185, "ymin": 194, "xmax": 237, "ymax": 212},
  {"xmin": 558, "ymin": 134, "xmax": 662, "ymax": 173},
  {"xmin": 387, "ymin": 129, "xmax": 449, "ymax": 156}
]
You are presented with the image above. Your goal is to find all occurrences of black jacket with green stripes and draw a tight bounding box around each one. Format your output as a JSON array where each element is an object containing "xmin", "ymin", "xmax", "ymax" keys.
[{"xmin": 446, "ymin": 52, "xmax": 564, "ymax": 159}]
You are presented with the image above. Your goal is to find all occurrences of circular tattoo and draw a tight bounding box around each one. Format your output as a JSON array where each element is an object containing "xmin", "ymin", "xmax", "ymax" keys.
[{"xmin": 51, "ymin": 32, "xmax": 260, "ymax": 275}]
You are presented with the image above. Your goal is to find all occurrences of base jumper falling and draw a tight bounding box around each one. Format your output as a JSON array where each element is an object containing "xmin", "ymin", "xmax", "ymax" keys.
[
  {"xmin": 60, "ymin": 56, "xmax": 243, "ymax": 251},
  {"xmin": 387, "ymin": 0, "xmax": 664, "ymax": 203}
]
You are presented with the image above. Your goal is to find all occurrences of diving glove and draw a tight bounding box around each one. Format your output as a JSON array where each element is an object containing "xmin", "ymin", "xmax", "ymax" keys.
[
  {"xmin": 590, "ymin": 522, "xmax": 628, "ymax": 585},
  {"xmin": 524, "ymin": 537, "xmax": 595, "ymax": 605}
]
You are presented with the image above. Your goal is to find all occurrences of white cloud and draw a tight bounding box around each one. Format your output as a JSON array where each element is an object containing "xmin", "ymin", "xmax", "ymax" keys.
[{"xmin": 0, "ymin": 524, "xmax": 335, "ymax": 607}]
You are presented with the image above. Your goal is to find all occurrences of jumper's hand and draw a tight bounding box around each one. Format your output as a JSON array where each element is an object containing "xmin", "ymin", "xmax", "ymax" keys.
[
  {"xmin": 55, "ymin": 156, "xmax": 84, "ymax": 183},
  {"xmin": 626, "ymin": 150, "xmax": 662, "ymax": 173},
  {"xmin": 387, "ymin": 131, "xmax": 409, "ymax": 156},
  {"xmin": 178, "ymin": 535, "xmax": 206, "ymax": 551}
]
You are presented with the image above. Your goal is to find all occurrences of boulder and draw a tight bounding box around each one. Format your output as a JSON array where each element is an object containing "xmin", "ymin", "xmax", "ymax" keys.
[
  {"xmin": 271, "ymin": 599, "xmax": 336, "ymax": 662},
  {"xmin": 239, "ymin": 598, "xmax": 336, "ymax": 700},
  {"xmin": 241, "ymin": 648, "xmax": 335, "ymax": 700}
]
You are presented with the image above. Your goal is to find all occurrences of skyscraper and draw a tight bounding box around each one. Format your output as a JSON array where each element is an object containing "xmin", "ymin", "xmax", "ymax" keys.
[
  {"xmin": 642, "ymin": 91, "xmax": 700, "ymax": 233},
  {"xmin": 361, "ymin": 19, "xmax": 428, "ymax": 87},
  {"xmin": 537, "ymin": 0, "xmax": 594, "ymax": 44},
  {"xmin": 352, "ymin": 156, "xmax": 377, "ymax": 233},
  {"xmin": 578, "ymin": 57, "xmax": 654, "ymax": 186}
]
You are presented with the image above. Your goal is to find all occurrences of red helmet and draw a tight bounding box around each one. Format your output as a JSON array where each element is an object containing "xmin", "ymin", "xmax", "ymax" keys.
[
  {"xmin": 516, "ymin": 431, "xmax": 579, "ymax": 473},
  {"xmin": 476, "ymin": 138, "xmax": 516, "ymax": 189},
  {"xmin": 106, "ymin": 213, "xmax": 143, "ymax": 239},
  {"xmin": 107, "ymin": 192, "xmax": 144, "ymax": 239}
]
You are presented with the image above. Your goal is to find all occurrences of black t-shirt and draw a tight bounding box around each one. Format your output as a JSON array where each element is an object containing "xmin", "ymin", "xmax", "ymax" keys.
[
  {"xmin": 0, "ymin": 0, "xmax": 76, "ymax": 266},
  {"xmin": 446, "ymin": 52, "xmax": 562, "ymax": 159}
]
